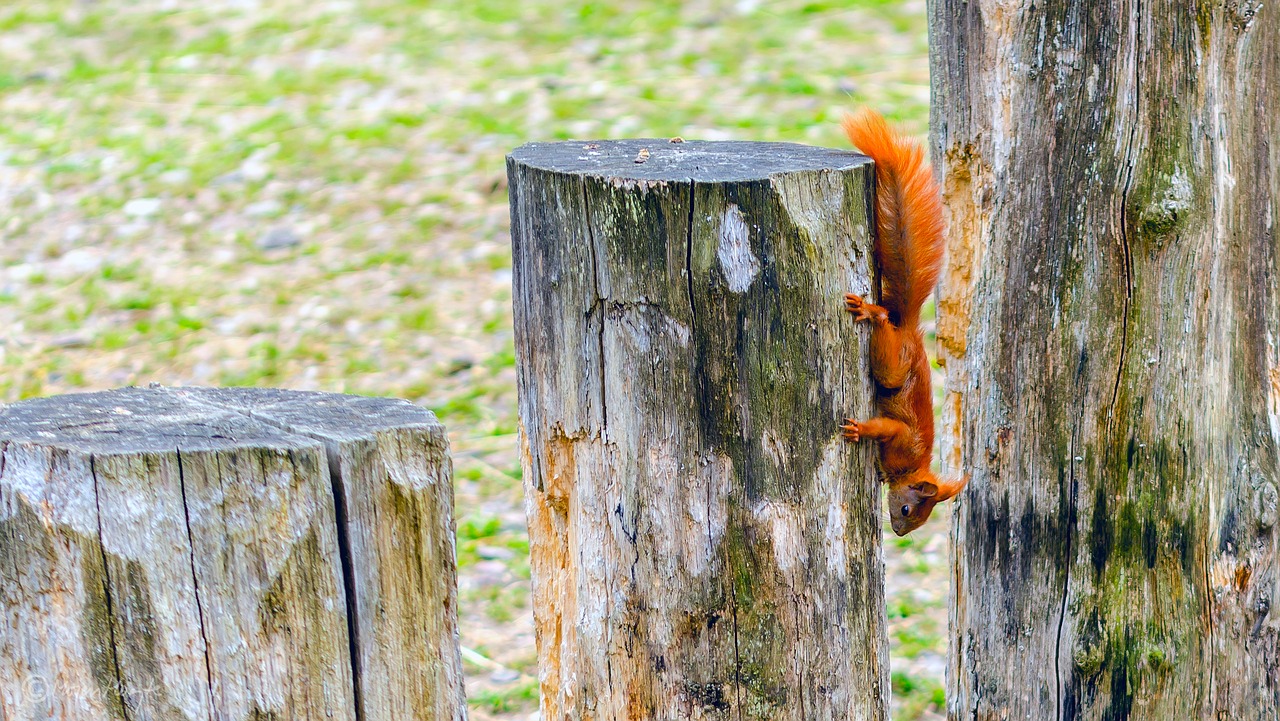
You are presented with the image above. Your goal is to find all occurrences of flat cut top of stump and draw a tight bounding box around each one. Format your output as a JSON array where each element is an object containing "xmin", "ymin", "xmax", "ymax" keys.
[
  {"xmin": 0, "ymin": 385, "xmax": 444, "ymax": 453},
  {"xmin": 509, "ymin": 139, "xmax": 870, "ymax": 182}
]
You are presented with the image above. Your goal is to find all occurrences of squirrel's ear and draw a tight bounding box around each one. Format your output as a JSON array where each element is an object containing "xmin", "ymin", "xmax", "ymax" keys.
[
  {"xmin": 911, "ymin": 471, "xmax": 942, "ymax": 498},
  {"xmin": 934, "ymin": 475, "xmax": 970, "ymax": 503}
]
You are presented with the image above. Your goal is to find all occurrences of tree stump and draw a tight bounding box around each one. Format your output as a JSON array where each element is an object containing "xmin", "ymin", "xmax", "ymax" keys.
[
  {"xmin": 0, "ymin": 386, "xmax": 466, "ymax": 721},
  {"xmin": 930, "ymin": 1, "xmax": 1280, "ymax": 717},
  {"xmin": 509, "ymin": 139, "xmax": 889, "ymax": 720}
]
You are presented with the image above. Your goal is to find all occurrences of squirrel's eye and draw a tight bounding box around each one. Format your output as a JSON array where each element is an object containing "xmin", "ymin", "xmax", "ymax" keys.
[{"xmin": 900, "ymin": 505, "xmax": 910, "ymax": 517}]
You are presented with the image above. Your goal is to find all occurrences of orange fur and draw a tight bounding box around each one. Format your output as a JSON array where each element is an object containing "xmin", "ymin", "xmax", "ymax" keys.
[
  {"xmin": 839, "ymin": 110, "xmax": 963, "ymax": 536},
  {"xmin": 842, "ymin": 109, "xmax": 945, "ymax": 328}
]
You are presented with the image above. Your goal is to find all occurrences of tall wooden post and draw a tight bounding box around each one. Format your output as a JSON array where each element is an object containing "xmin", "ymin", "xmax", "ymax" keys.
[
  {"xmin": 509, "ymin": 140, "xmax": 890, "ymax": 720},
  {"xmin": 930, "ymin": 2, "xmax": 1280, "ymax": 717}
]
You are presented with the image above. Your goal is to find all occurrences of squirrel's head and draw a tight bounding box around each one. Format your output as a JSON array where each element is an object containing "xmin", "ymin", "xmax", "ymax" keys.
[{"xmin": 887, "ymin": 470, "xmax": 968, "ymax": 536}]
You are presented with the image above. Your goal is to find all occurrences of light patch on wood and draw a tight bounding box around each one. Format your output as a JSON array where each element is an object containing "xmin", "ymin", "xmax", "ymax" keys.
[
  {"xmin": 519, "ymin": 428, "xmax": 571, "ymax": 720},
  {"xmin": 617, "ymin": 305, "xmax": 691, "ymax": 354},
  {"xmin": 753, "ymin": 500, "xmax": 806, "ymax": 576},
  {"xmin": 608, "ymin": 177, "xmax": 667, "ymax": 193},
  {"xmin": 974, "ymin": 2, "xmax": 1019, "ymax": 175},
  {"xmin": 1158, "ymin": 168, "xmax": 1194, "ymax": 217},
  {"xmin": 685, "ymin": 451, "xmax": 731, "ymax": 578},
  {"xmin": 1, "ymin": 442, "xmax": 99, "ymax": 537},
  {"xmin": 377, "ymin": 429, "xmax": 445, "ymax": 492},
  {"xmin": 936, "ymin": 142, "xmax": 990, "ymax": 360},
  {"xmin": 761, "ymin": 427, "xmax": 787, "ymax": 469},
  {"xmin": 1268, "ymin": 357, "xmax": 1280, "ymax": 447},
  {"xmin": 664, "ymin": 313, "xmax": 692, "ymax": 347},
  {"xmin": 618, "ymin": 441, "xmax": 735, "ymax": 592},
  {"xmin": 1209, "ymin": 551, "xmax": 1264, "ymax": 595},
  {"xmin": 772, "ymin": 169, "xmax": 848, "ymax": 246},
  {"xmin": 1254, "ymin": 480, "xmax": 1278, "ymax": 530},
  {"xmin": 541, "ymin": 425, "xmax": 579, "ymax": 508},
  {"xmin": 936, "ymin": 143, "xmax": 989, "ymax": 483},
  {"xmin": 939, "ymin": 390, "xmax": 965, "ymax": 478},
  {"xmin": 716, "ymin": 204, "xmax": 760, "ymax": 293},
  {"xmin": 812, "ymin": 438, "xmax": 850, "ymax": 576}
]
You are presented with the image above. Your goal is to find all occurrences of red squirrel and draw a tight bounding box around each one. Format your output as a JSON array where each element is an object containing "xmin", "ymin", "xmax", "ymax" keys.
[{"xmin": 840, "ymin": 109, "xmax": 967, "ymax": 536}]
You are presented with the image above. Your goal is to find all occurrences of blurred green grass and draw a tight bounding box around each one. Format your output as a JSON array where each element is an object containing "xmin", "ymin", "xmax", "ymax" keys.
[{"xmin": 0, "ymin": 1, "xmax": 942, "ymax": 718}]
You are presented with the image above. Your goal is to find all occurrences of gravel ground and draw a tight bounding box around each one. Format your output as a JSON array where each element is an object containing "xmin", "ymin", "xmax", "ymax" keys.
[{"xmin": 0, "ymin": 1, "xmax": 947, "ymax": 718}]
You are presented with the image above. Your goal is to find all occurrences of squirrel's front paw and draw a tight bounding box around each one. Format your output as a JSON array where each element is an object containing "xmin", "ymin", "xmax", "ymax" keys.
[
  {"xmin": 840, "ymin": 418, "xmax": 862, "ymax": 442},
  {"xmin": 844, "ymin": 293, "xmax": 871, "ymax": 321}
]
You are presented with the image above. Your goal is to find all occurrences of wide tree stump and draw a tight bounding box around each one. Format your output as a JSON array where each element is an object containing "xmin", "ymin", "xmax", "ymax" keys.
[
  {"xmin": 0, "ymin": 386, "xmax": 465, "ymax": 721},
  {"xmin": 509, "ymin": 139, "xmax": 889, "ymax": 720}
]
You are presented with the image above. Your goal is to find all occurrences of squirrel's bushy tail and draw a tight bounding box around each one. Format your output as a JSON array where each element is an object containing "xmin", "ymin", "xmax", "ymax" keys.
[{"xmin": 842, "ymin": 109, "xmax": 944, "ymax": 329}]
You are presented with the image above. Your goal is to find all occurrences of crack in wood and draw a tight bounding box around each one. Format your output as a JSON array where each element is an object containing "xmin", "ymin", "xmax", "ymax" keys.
[
  {"xmin": 175, "ymin": 448, "xmax": 217, "ymax": 721},
  {"xmin": 730, "ymin": 582, "xmax": 743, "ymax": 720},
  {"xmin": 88, "ymin": 453, "xmax": 133, "ymax": 721},
  {"xmin": 205, "ymin": 401, "xmax": 369, "ymax": 719},
  {"xmin": 580, "ymin": 177, "xmax": 622, "ymax": 715},
  {"xmin": 211, "ymin": 393, "xmax": 369, "ymax": 721},
  {"xmin": 1202, "ymin": 503, "xmax": 1216, "ymax": 712},
  {"xmin": 583, "ymin": 179, "xmax": 610, "ymax": 438},
  {"xmin": 1111, "ymin": 0, "xmax": 1142, "ymax": 420},
  {"xmin": 1055, "ymin": 404, "xmax": 1082, "ymax": 721},
  {"xmin": 323, "ymin": 444, "xmax": 365, "ymax": 721},
  {"xmin": 686, "ymin": 180, "xmax": 699, "ymax": 356}
]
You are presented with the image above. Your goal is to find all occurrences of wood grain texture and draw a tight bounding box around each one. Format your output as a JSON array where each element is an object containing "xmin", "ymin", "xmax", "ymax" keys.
[
  {"xmin": 0, "ymin": 386, "xmax": 465, "ymax": 721},
  {"xmin": 929, "ymin": 1, "xmax": 1279, "ymax": 718},
  {"xmin": 509, "ymin": 139, "xmax": 889, "ymax": 720}
]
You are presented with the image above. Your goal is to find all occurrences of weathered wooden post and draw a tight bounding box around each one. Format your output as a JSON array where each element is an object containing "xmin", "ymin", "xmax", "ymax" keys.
[
  {"xmin": 0, "ymin": 386, "xmax": 466, "ymax": 721},
  {"xmin": 931, "ymin": 1, "xmax": 1280, "ymax": 717},
  {"xmin": 509, "ymin": 140, "xmax": 889, "ymax": 719}
]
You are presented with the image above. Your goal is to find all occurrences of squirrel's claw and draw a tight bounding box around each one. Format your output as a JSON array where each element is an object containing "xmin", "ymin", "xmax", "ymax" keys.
[
  {"xmin": 841, "ymin": 418, "xmax": 862, "ymax": 442},
  {"xmin": 844, "ymin": 293, "xmax": 871, "ymax": 321}
]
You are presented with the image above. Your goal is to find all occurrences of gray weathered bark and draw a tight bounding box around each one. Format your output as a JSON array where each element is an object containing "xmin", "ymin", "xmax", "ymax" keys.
[
  {"xmin": 509, "ymin": 139, "xmax": 889, "ymax": 720},
  {"xmin": 930, "ymin": 1, "xmax": 1280, "ymax": 718},
  {"xmin": 0, "ymin": 386, "xmax": 465, "ymax": 721}
]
